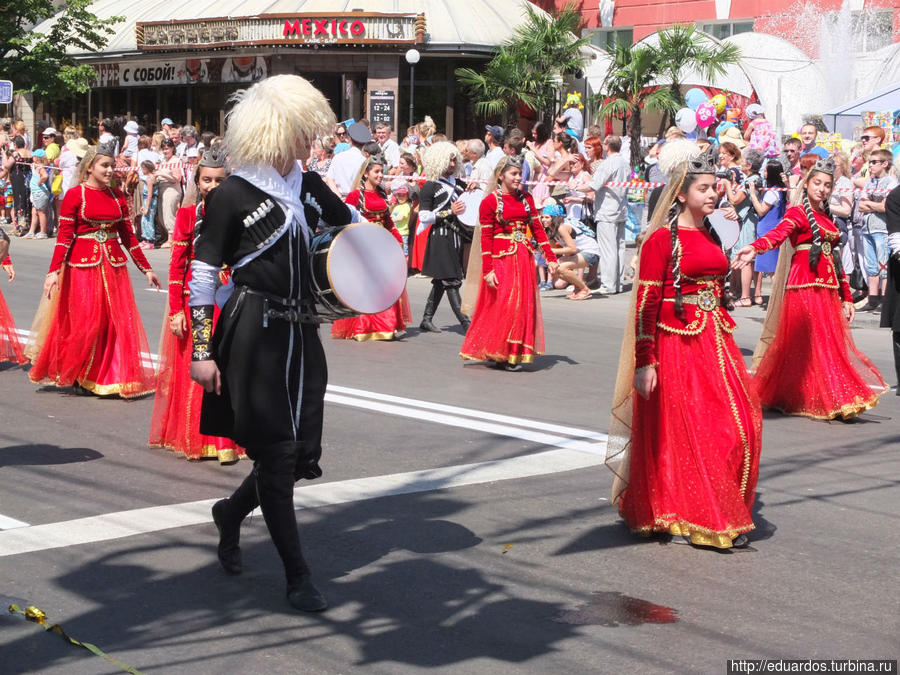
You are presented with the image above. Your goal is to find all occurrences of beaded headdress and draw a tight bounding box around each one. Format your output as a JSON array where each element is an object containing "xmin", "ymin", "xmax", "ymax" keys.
[
  {"xmin": 198, "ymin": 145, "xmax": 227, "ymax": 169},
  {"xmin": 813, "ymin": 157, "xmax": 835, "ymax": 175},
  {"xmin": 95, "ymin": 139, "xmax": 117, "ymax": 158},
  {"xmin": 686, "ymin": 146, "xmax": 717, "ymax": 174}
]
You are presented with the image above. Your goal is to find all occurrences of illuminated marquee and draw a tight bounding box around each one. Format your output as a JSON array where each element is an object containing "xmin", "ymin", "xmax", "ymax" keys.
[{"xmin": 136, "ymin": 13, "xmax": 425, "ymax": 50}]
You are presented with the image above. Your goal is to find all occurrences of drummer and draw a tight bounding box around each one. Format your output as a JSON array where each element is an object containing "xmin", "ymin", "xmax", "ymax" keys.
[{"xmin": 417, "ymin": 141, "xmax": 474, "ymax": 333}]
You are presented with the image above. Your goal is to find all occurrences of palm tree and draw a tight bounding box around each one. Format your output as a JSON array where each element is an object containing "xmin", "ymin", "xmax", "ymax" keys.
[
  {"xmin": 594, "ymin": 42, "xmax": 679, "ymax": 166},
  {"xmin": 654, "ymin": 24, "xmax": 742, "ymax": 133},
  {"xmin": 455, "ymin": 3, "xmax": 590, "ymax": 124}
]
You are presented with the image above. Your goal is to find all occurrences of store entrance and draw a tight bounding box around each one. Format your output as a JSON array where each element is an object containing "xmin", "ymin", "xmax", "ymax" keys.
[{"xmin": 298, "ymin": 70, "xmax": 365, "ymax": 125}]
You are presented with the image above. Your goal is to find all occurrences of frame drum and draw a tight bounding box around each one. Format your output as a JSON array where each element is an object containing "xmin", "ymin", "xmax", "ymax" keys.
[
  {"xmin": 707, "ymin": 209, "xmax": 741, "ymax": 250},
  {"xmin": 310, "ymin": 222, "xmax": 406, "ymax": 321},
  {"xmin": 456, "ymin": 190, "xmax": 484, "ymax": 227}
]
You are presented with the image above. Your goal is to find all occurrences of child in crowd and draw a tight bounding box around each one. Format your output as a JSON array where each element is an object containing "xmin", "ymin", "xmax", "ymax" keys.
[
  {"xmin": 389, "ymin": 179, "xmax": 412, "ymax": 258},
  {"xmin": 24, "ymin": 149, "xmax": 50, "ymax": 239},
  {"xmin": 139, "ymin": 160, "xmax": 158, "ymax": 249},
  {"xmin": 537, "ymin": 203, "xmax": 566, "ymax": 290}
]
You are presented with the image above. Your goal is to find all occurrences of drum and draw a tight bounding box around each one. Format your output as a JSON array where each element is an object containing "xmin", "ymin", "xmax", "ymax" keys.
[
  {"xmin": 456, "ymin": 190, "xmax": 484, "ymax": 227},
  {"xmin": 310, "ymin": 222, "xmax": 407, "ymax": 321},
  {"xmin": 707, "ymin": 209, "xmax": 741, "ymax": 250}
]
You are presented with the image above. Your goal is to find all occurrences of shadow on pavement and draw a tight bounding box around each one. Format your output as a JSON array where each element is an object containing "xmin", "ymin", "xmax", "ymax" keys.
[
  {"xmin": 1, "ymin": 492, "xmax": 580, "ymax": 673},
  {"xmin": 0, "ymin": 444, "xmax": 103, "ymax": 467}
]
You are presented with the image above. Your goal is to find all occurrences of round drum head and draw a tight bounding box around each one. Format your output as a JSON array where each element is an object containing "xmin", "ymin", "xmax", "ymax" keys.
[
  {"xmin": 328, "ymin": 223, "xmax": 406, "ymax": 314},
  {"xmin": 707, "ymin": 209, "xmax": 741, "ymax": 250},
  {"xmin": 457, "ymin": 190, "xmax": 484, "ymax": 227}
]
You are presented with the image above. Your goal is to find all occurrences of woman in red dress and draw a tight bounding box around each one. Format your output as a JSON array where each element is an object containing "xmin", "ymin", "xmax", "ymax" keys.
[
  {"xmin": 27, "ymin": 141, "xmax": 160, "ymax": 397},
  {"xmin": 149, "ymin": 148, "xmax": 245, "ymax": 462},
  {"xmin": 733, "ymin": 157, "xmax": 887, "ymax": 419},
  {"xmin": 606, "ymin": 148, "xmax": 762, "ymax": 549},
  {"xmin": 331, "ymin": 155, "xmax": 411, "ymax": 341},
  {"xmin": 459, "ymin": 155, "xmax": 559, "ymax": 371},
  {"xmin": 0, "ymin": 243, "xmax": 27, "ymax": 365}
]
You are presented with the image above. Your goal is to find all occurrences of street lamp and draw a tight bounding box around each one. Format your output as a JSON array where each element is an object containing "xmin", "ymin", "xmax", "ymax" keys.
[{"xmin": 405, "ymin": 48, "xmax": 420, "ymax": 130}]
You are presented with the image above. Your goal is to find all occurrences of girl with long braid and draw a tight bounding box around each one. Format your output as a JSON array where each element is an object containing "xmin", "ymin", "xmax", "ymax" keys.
[
  {"xmin": 459, "ymin": 155, "xmax": 558, "ymax": 371},
  {"xmin": 733, "ymin": 158, "xmax": 887, "ymax": 419},
  {"xmin": 606, "ymin": 146, "xmax": 762, "ymax": 550}
]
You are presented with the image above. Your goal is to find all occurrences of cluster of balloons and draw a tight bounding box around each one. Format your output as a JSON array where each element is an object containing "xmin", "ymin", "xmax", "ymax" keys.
[{"xmin": 675, "ymin": 88, "xmax": 742, "ymax": 136}]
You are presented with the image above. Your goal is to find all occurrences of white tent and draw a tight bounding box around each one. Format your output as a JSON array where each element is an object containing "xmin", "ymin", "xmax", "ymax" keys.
[{"xmin": 822, "ymin": 82, "xmax": 900, "ymax": 137}]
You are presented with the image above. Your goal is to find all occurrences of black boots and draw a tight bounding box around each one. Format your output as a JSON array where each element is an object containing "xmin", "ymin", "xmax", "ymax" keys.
[
  {"xmin": 211, "ymin": 470, "xmax": 260, "ymax": 575},
  {"xmin": 893, "ymin": 331, "xmax": 900, "ymax": 395},
  {"xmin": 419, "ymin": 283, "xmax": 444, "ymax": 333},
  {"xmin": 446, "ymin": 287, "xmax": 471, "ymax": 331},
  {"xmin": 213, "ymin": 443, "xmax": 327, "ymax": 611}
]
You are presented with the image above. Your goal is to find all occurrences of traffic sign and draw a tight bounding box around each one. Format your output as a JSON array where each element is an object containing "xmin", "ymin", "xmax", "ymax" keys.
[{"xmin": 0, "ymin": 80, "xmax": 12, "ymax": 104}]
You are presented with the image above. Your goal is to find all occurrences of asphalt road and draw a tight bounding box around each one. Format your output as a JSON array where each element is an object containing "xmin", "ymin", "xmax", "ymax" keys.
[{"xmin": 0, "ymin": 237, "xmax": 897, "ymax": 674}]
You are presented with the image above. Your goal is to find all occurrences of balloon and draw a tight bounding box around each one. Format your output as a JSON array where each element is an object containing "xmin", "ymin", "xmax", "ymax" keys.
[
  {"xmin": 685, "ymin": 88, "xmax": 707, "ymax": 111},
  {"xmin": 675, "ymin": 107, "xmax": 698, "ymax": 133},
  {"xmin": 710, "ymin": 94, "xmax": 727, "ymax": 114},
  {"xmin": 725, "ymin": 107, "xmax": 742, "ymax": 122},
  {"xmin": 696, "ymin": 103, "xmax": 717, "ymax": 129}
]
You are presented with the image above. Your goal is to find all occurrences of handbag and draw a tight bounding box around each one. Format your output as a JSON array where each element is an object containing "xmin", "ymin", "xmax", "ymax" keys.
[{"xmin": 50, "ymin": 171, "xmax": 63, "ymax": 196}]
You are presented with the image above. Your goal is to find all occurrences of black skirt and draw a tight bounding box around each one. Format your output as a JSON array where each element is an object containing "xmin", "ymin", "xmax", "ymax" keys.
[
  {"xmin": 880, "ymin": 257, "xmax": 900, "ymax": 331},
  {"xmin": 422, "ymin": 222, "xmax": 466, "ymax": 280},
  {"xmin": 200, "ymin": 290, "xmax": 327, "ymax": 456}
]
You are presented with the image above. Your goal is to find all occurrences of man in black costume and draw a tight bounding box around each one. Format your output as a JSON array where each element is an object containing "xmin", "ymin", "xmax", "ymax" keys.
[
  {"xmin": 417, "ymin": 141, "xmax": 473, "ymax": 332},
  {"xmin": 881, "ymin": 184, "xmax": 900, "ymax": 394},
  {"xmin": 190, "ymin": 75, "xmax": 359, "ymax": 611}
]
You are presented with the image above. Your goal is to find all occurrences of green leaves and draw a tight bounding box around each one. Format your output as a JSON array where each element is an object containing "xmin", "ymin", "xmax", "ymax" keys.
[
  {"xmin": 455, "ymin": 2, "xmax": 590, "ymax": 123},
  {"xmin": 0, "ymin": 0, "xmax": 123, "ymax": 100}
]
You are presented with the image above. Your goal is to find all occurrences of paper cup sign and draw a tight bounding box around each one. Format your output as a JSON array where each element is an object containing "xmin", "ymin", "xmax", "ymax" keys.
[
  {"xmin": 695, "ymin": 103, "xmax": 717, "ymax": 129},
  {"xmin": 675, "ymin": 107, "xmax": 698, "ymax": 133}
]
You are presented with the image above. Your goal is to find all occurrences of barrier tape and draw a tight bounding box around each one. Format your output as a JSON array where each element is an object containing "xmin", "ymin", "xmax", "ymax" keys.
[
  {"xmin": 8, "ymin": 604, "xmax": 144, "ymax": 675},
  {"xmin": 11, "ymin": 160, "xmax": 894, "ymax": 195}
]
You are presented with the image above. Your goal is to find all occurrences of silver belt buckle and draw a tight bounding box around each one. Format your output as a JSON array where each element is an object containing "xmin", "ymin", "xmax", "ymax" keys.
[
  {"xmin": 94, "ymin": 229, "xmax": 109, "ymax": 243},
  {"xmin": 821, "ymin": 241, "xmax": 832, "ymax": 256},
  {"xmin": 512, "ymin": 230, "xmax": 526, "ymax": 243},
  {"xmin": 697, "ymin": 288, "xmax": 717, "ymax": 312}
]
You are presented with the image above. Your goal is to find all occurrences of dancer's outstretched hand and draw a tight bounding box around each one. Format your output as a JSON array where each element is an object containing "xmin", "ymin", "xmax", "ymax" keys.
[{"xmin": 731, "ymin": 246, "xmax": 756, "ymax": 270}]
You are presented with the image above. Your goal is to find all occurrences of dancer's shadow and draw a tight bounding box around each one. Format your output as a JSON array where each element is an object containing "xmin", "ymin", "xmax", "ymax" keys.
[
  {"xmin": 1, "ymin": 492, "xmax": 579, "ymax": 673},
  {"xmin": 0, "ymin": 443, "xmax": 103, "ymax": 468}
]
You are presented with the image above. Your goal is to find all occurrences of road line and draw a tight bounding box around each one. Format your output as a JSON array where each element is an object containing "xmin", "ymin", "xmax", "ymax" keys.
[
  {"xmin": 0, "ymin": 514, "xmax": 29, "ymax": 530},
  {"xmin": 328, "ymin": 384, "xmax": 605, "ymax": 439},
  {"xmin": 0, "ymin": 447, "xmax": 605, "ymax": 557},
  {"xmin": 324, "ymin": 392, "xmax": 606, "ymax": 454}
]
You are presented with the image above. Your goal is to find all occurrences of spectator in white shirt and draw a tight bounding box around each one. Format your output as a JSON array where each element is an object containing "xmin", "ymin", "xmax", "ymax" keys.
[
  {"xmin": 590, "ymin": 135, "xmax": 630, "ymax": 294},
  {"xmin": 375, "ymin": 122, "xmax": 401, "ymax": 171},
  {"xmin": 325, "ymin": 122, "xmax": 371, "ymax": 197},
  {"xmin": 484, "ymin": 125, "xmax": 506, "ymax": 170}
]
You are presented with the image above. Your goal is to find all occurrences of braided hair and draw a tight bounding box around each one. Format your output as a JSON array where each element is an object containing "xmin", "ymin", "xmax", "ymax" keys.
[
  {"xmin": 801, "ymin": 170, "xmax": 843, "ymax": 278},
  {"xmin": 668, "ymin": 197, "xmax": 685, "ymax": 317}
]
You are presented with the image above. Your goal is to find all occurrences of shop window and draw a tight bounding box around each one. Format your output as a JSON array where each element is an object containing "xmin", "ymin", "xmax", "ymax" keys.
[
  {"xmin": 696, "ymin": 20, "xmax": 754, "ymax": 39},
  {"xmin": 585, "ymin": 27, "xmax": 634, "ymax": 50}
]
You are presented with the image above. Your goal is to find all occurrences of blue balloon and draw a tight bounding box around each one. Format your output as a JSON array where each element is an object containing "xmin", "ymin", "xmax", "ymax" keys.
[{"xmin": 685, "ymin": 88, "xmax": 707, "ymax": 111}]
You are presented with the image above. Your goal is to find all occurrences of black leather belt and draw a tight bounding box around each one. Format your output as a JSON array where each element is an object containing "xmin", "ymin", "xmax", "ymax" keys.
[{"xmin": 237, "ymin": 286, "xmax": 321, "ymax": 326}]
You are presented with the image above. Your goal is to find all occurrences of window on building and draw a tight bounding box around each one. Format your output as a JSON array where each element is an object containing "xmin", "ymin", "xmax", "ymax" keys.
[
  {"xmin": 696, "ymin": 20, "xmax": 754, "ymax": 40},
  {"xmin": 585, "ymin": 27, "xmax": 634, "ymax": 51}
]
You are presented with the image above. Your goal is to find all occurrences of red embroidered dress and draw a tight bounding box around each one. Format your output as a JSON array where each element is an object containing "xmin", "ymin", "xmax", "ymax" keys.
[
  {"xmin": 621, "ymin": 226, "xmax": 762, "ymax": 548},
  {"xmin": 460, "ymin": 191, "xmax": 557, "ymax": 365},
  {"xmin": 750, "ymin": 206, "xmax": 887, "ymax": 418},
  {"xmin": 331, "ymin": 189, "xmax": 411, "ymax": 341},
  {"xmin": 29, "ymin": 183, "xmax": 156, "ymax": 397},
  {"xmin": 148, "ymin": 205, "xmax": 245, "ymax": 462},
  {"xmin": 0, "ymin": 254, "xmax": 26, "ymax": 365}
]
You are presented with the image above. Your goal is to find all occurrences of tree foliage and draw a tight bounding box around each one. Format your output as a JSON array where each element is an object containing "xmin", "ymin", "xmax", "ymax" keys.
[
  {"xmin": 654, "ymin": 24, "xmax": 741, "ymax": 132},
  {"xmin": 455, "ymin": 3, "xmax": 590, "ymax": 123},
  {"xmin": 594, "ymin": 43, "xmax": 680, "ymax": 165},
  {"xmin": 0, "ymin": 0, "xmax": 122, "ymax": 100}
]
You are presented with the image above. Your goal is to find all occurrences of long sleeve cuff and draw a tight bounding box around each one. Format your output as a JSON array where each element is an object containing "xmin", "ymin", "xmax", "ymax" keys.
[
  {"xmin": 190, "ymin": 305, "xmax": 215, "ymax": 361},
  {"xmin": 188, "ymin": 260, "xmax": 219, "ymax": 307}
]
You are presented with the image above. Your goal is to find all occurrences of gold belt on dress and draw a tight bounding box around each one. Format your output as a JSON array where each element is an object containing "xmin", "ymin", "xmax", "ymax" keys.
[
  {"xmin": 495, "ymin": 231, "xmax": 529, "ymax": 243},
  {"xmin": 663, "ymin": 288, "xmax": 719, "ymax": 312},
  {"xmin": 76, "ymin": 230, "xmax": 116, "ymax": 243},
  {"xmin": 794, "ymin": 241, "xmax": 833, "ymax": 255}
]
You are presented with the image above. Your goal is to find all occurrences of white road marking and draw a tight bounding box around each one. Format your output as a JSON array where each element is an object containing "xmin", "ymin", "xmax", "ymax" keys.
[
  {"xmin": 0, "ymin": 514, "xmax": 29, "ymax": 530},
  {"xmin": 0, "ymin": 448, "xmax": 605, "ymax": 557}
]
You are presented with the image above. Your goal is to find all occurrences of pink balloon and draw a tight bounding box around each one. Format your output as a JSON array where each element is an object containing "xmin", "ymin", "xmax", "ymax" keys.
[{"xmin": 695, "ymin": 103, "xmax": 717, "ymax": 129}]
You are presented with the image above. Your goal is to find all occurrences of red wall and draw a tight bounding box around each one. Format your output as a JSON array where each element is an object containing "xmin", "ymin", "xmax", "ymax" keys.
[{"xmin": 540, "ymin": 0, "xmax": 900, "ymax": 49}]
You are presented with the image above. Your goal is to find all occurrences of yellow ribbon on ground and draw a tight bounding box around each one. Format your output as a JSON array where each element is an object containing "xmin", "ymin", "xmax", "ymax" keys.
[{"xmin": 8, "ymin": 604, "xmax": 144, "ymax": 675}]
